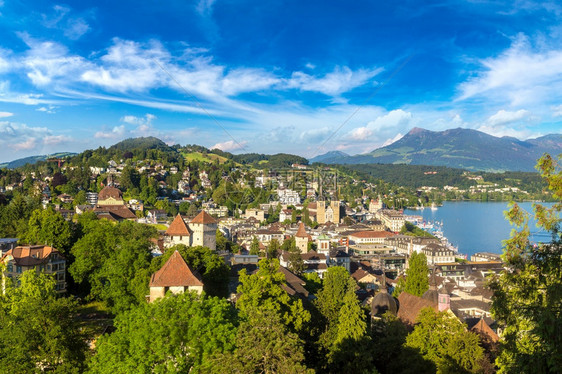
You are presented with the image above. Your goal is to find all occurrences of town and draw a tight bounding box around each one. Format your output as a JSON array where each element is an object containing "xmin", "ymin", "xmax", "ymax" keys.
[{"xmin": 0, "ymin": 138, "xmax": 555, "ymax": 373}]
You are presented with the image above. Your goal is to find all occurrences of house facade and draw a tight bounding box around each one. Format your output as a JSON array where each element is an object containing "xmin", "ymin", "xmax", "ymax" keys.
[{"xmin": 1, "ymin": 245, "xmax": 66, "ymax": 292}]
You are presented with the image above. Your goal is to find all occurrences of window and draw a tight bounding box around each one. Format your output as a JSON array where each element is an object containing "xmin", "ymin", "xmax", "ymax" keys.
[
  {"xmin": 16, "ymin": 266, "xmax": 22, "ymax": 274},
  {"xmin": 7, "ymin": 264, "xmax": 13, "ymax": 272}
]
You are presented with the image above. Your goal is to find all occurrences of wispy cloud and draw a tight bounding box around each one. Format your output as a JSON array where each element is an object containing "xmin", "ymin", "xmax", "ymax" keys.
[
  {"xmin": 286, "ymin": 66, "xmax": 383, "ymax": 96},
  {"xmin": 94, "ymin": 125, "xmax": 126, "ymax": 139},
  {"xmin": 487, "ymin": 109, "xmax": 529, "ymax": 126},
  {"xmin": 0, "ymin": 111, "xmax": 12, "ymax": 118},
  {"xmin": 211, "ymin": 139, "xmax": 247, "ymax": 152},
  {"xmin": 42, "ymin": 5, "xmax": 91, "ymax": 40},
  {"xmin": 458, "ymin": 33, "xmax": 562, "ymax": 107},
  {"xmin": 0, "ymin": 121, "xmax": 72, "ymax": 153}
]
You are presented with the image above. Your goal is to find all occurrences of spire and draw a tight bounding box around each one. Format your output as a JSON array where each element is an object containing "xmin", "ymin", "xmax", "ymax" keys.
[{"xmin": 429, "ymin": 265, "xmax": 438, "ymax": 291}]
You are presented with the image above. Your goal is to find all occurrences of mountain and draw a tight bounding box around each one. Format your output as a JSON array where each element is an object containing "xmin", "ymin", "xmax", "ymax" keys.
[
  {"xmin": 0, "ymin": 152, "xmax": 77, "ymax": 169},
  {"xmin": 309, "ymin": 151, "xmax": 351, "ymax": 164},
  {"xmin": 108, "ymin": 136, "xmax": 173, "ymax": 153},
  {"xmin": 323, "ymin": 128, "xmax": 562, "ymax": 172}
]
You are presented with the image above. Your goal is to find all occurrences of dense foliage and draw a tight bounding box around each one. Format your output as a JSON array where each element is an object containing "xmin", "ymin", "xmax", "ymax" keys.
[{"xmin": 489, "ymin": 153, "xmax": 562, "ymax": 373}]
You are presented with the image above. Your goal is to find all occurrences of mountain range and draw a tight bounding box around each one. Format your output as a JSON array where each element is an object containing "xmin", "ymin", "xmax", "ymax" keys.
[{"xmin": 310, "ymin": 127, "xmax": 562, "ymax": 172}]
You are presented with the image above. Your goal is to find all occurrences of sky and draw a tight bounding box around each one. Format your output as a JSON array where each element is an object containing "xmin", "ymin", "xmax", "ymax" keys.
[{"xmin": 1, "ymin": 0, "xmax": 562, "ymax": 162}]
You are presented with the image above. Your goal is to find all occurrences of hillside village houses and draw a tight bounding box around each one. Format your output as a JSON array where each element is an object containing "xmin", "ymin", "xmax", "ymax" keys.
[{"xmin": 0, "ymin": 154, "xmax": 505, "ymax": 340}]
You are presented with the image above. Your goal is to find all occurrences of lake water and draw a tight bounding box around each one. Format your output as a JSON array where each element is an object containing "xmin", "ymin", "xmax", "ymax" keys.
[{"xmin": 404, "ymin": 201, "xmax": 555, "ymax": 257}]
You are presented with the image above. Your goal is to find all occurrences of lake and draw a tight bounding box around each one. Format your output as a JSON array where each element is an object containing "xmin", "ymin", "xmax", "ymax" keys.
[{"xmin": 404, "ymin": 201, "xmax": 555, "ymax": 257}]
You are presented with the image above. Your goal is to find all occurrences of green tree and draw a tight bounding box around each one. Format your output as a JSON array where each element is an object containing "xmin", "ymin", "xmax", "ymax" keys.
[
  {"xmin": 405, "ymin": 307, "xmax": 484, "ymax": 374},
  {"xmin": 249, "ymin": 236, "xmax": 260, "ymax": 255},
  {"xmin": 24, "ymin": 207, "xmax": 74, "ymax": 254},
  {"xmin": 315, "ymin": 266, "xmax": 371, "ymax": 372},
  {"xmin": 404, "ymin": 251, "xmax": 429, "ymax": 297},
  {"xmin": 0, "ymin": 270, "xmax": 87, "ymax": 373},
  {"xmin": 211, "ymin": 308, "xmax": 312, "ymax": 374},
  {"xmin": 267, "ymin": 238, "xmax": 280, "ymax": 259},
  {"xmin": 90, "ymin": 292, "xmax": 237, "ymax": 373},
  {"xmin": 489, "ymin": 153, "xmax": 562, "ymax": 373},
  {"xmin": 70, "ymin": 220, "xmax": 156, "ymax": 313},
  {"xmin": 236, "ymin": 258, "xmax": 310, "ymax": 333},
  {"xmin": 120, "ymin": 165, "xmax": 141, "ymax": 190}
]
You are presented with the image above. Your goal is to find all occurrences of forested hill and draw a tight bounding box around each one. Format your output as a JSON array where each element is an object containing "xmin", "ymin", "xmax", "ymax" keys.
[{"xmin": 311, "ymin": 127, "xmax": 562, "ymax": 172}]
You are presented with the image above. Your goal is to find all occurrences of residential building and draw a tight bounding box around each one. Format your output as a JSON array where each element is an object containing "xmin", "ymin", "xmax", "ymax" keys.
[
  {"xmin": 421, "ymin": 243, "xmax": 455, "ymax": 265},
  {"xmin": 1, "ymin": 245, "xmax": 66, "ymax": 292},
  {"xmin": 379, "ymin": 209, "xmax": 405, "ymax": 232}
]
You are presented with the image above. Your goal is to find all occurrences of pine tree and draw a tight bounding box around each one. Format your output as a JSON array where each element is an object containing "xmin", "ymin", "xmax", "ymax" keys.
[{"xmin": 404, "ymin": 251, "xmax": 429, "ymax": 297}]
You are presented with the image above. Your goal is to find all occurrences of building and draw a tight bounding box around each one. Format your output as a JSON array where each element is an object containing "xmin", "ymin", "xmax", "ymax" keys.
[
  {"xmin": 295, "ymin": 222, "xmax": 311, "ymax": 253},
  {"xmin": 1, "ymin": 245, "xmax": 66, "ymax": 292},
  {"xmin": 0, "ymin": 238, "xmax": 18, "ymax": 256},
  {"xmin": 149, "ymin": 250, "xmax": 203, "ymax": 302},
  {"xmin": 421, "ymin": 243, "xmax": 456, "ymax": 265},
  {"xmin": 164, "ymin": 211, "xmax": 218, "ymax": 251},
  {"xmin": 349, "ymin": 230, "xmax": 396, "ymax": 245},
  {"xmin": 147, "ymin": 209, "xmax": 167, "ymax": 223},
  {"xmin": 86, "ymin": 191, "xmax": 98, "ymax": 205},
  {"xmin": 316, "ymin": 199, "xmax": 342, "ymax": 224},
  {"xmin": 379, "ymin": 209, "xmax": 405, "ymax": 232},
  {"xmin": 93, "ymin": 186, "xmax": 137, "ymax": 221},
  {"xmin": 277, "ymin": 188, "xmax": 301, "ymax": 205},
  {"xmin": 244, "ymin": 208, "xmax": 266, "ymax": 223}
]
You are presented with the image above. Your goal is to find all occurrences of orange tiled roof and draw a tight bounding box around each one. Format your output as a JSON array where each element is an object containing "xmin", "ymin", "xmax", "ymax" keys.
[
  {"xmin": 150, "ymin": 250, "xmax": 203, "ymax": 287},
  {"xmin": 295, "ymin": 222, "xmax": 308, "ymax": 238},
  {"xmin": 397, "ymin": 291, "xmax": 438, "ymax": 326},
  {"xmin": 98, "ymin": 185, "xmax": 123, "ymax": 200},
  {"xmin": 190, "ymin": 210, "xmax": 217, "ymax": 224},
  {"xmin": 166, "ymin": 214, "xmax": 191, "ymax": 236},
  {"xmin": 2, "ymin": 245, "xmax": 60, "ymax": 266},
  {"xmin": 471, "ymin": 318, "xmax": 499, "ymax": 343}
]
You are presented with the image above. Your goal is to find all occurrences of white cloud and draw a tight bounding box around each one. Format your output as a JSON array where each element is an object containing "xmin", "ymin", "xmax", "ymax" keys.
[
  {"xmin": 299, "ymin": 127, "xmax": 333, "ymax": 143},
  {"xmin": 44, "ymin": 134, "xmax": 71, "ymax": 145},
  {"xmin": 458, "ymin": 34, "xmax": 562, "ymax": 106},
  {"xmin": 382, "ymin": 132, "xmax": 404, "ymax": 146},
  {"xmin": 349, "ymin": 126, "xmax": 373, "ymax": 141},
  {"xmin": 64, "ymin": 18, "xmax": 90, "ymax": 40},
  {"xmin": 286, "ymin": 66, "xmax": 382, "ymax": 96},
  {"xmin": 0, "ymin": 112, "xmax": 12, "ymax": 118},
  {"xmin": 476, "ymin": 124, "xmax": 536, "ymax": 139},
  {"xmin": 0, "ymin": 121, "xmax": 71, "ymax": 154},
  {"xmin": 211, "ymin": 140, "xmax": 247, "ymax": 152},
  {"xmin": 36, "ymin": 105, "xmax": 57, "ymax": 114},
  {"xmin": 94, "ymin": 125, "xmax": 125, "ymax": 139},
  {"xmin": 196, "ymin": 0, "xmax": 216, "ymax": 16},
  {"xmin": 121, "ymin": 113, "xmax": 156, "ymax": 126},
  {"xmin": 42, "ymin": 5, "xmax": 90, "ymax": 40},
  {"xmin": 551, "ymin": 104, "xmax": 562, "ymax": 117},
  {"xmin": 487, "ymin": 109, "xmax": 529, "ymax": 126},
  {"xmin": 18, "ymin": 33, "xmax": 90, "ymax": 87}
]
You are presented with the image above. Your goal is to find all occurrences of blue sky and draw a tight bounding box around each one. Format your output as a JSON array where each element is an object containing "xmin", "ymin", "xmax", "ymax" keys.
[{"xmin": 0, "ymin": 0, "xmax": 562, "ymax": 162}]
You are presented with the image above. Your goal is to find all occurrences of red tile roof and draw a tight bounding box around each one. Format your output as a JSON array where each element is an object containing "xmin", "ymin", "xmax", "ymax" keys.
[
  {"xmin": 190, "ymin": 210, "xmax": 217, "ymax": 224},
  {"xmin": 397, "ymin": 291, "xmax": 438, "ymax": 326},
  {"xmin": 98, "ymin": 185, "xmax": 123, "ymax": 200},
  {"xmin": 471, "ymin": 318, "xmax": 499, "ymax": 343},
  {"xmin": 2, "ymin": 245, "xmax": 61, "ymax": 266},
  {"xmin": 295, "ymin": 222, "xmax": 308, "ymax": 238},
  {"xmin": 149, "ymin": 250, "xmax": 203, "ymax": 287},
  {"xmin": 94, "ymin": 205, "xmax": 137, "ymax": 220},
  {"xmin": 166, "ymin": 214, "xmax": 191, "ymax": 236}
]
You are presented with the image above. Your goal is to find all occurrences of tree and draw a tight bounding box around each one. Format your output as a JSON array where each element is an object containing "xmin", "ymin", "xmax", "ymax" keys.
[
  {"xmin": 404, "ymin": 251, "xmax": 429, "ymax": 297},
  {"xmin": 315, "ymin": 266, "xmax": 371, "ymax": 372},
  {"xmin": 0, "ymin": 270, "xmax": 87, "ymax": 372},
  {"xmin": 120, "ymin": 166, "xmax": 140, "ymax": 190},
  {"xmin": 70, "ymin": 220, "xmax": 157, "ymax": 313},
  {"xmin": 405, "ymin": 307, "xmax": 484, "ymax": 373},
  {"xmin": 90, "ymin": 292, "xmax": 237, "ymax": 373},
  {"xmin": 236, "ymin": 258, "xmax": 310, "ymax": 333},
  {"xmin": 24, "ymin": 207, "xmax": 74, "ymax": 254},
  {"xmin": 211, "ymin": 308, "xmax": 312, "ymax": 374},
  {"xmin": 489, "ymin": 153, "xmax": 562, "ymax": 373},
  {"xmin": 249, "ymin": 236, "xmax": 260, "ymax": 255},
  {"xmin": 267, "ymin": 238, "xmax": 280, "ymax": 259}
]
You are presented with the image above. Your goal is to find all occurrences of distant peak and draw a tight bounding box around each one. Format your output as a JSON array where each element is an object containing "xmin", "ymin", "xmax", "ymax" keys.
[{"xmin": 408, "ymin": 127, "xmax": 428, "ymax": 135}]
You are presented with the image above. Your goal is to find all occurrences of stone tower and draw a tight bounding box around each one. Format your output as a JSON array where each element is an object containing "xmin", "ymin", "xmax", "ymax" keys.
[{"xmin": 189, "ymin": 210, "xmax": 217, "ymax": 251}]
